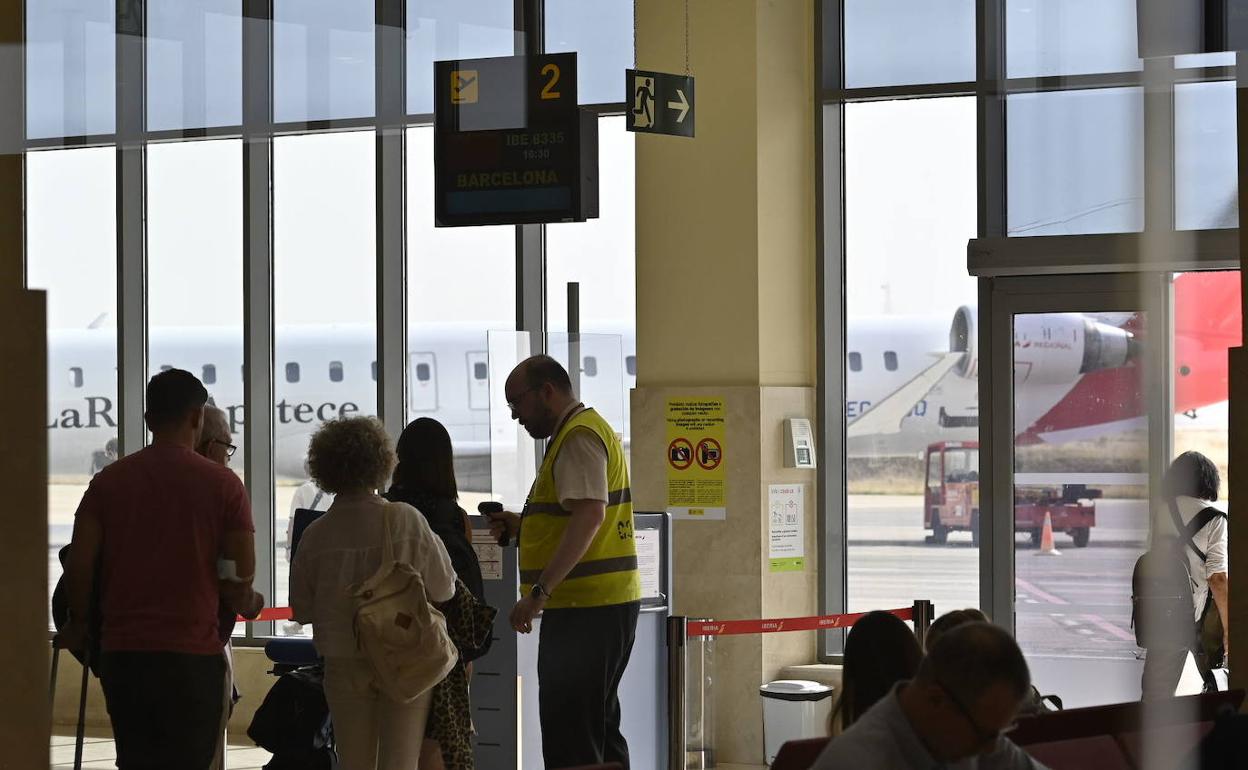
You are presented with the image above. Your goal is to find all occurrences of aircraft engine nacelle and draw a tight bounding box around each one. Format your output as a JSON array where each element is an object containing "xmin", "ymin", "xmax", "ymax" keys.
[
  {"xmin": 949, "ymin": 305, "xmax": 977, "ymax": 378},
  {"xmin": 1013, "ymin": 313, "xmax": 1136, "ymax": 385}
]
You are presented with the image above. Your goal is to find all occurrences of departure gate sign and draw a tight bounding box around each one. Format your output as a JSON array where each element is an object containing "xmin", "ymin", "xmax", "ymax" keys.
[{"xmin": 434, "ymin": 53, "xmax": 599, "ymax": 227}]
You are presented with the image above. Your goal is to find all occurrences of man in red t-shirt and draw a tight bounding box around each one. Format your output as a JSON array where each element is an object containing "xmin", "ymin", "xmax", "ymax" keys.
[{"xmin": 62, "ymin": 369, "xmax": 263, "ymax": 769}]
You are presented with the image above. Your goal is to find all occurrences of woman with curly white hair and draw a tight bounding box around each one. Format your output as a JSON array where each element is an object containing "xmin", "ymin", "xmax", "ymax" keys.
[{"xmin": 290, "ymin": 416, "xmax": 457, "ymax": 769}]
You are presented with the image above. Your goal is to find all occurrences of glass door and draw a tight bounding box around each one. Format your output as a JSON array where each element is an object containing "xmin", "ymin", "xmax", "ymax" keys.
[{"xmin": 986, "ymin": 274, "xmax": 1169, "ymax": 708}]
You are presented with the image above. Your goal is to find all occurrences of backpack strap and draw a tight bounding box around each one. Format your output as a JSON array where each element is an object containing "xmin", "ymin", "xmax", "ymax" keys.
[
  {"xmin": 1167, "ymin": 499, "xmax": 1227, "ymax": 564},
  {"xmin": 380, "ymin": 503, "xmax": 398, "ymax": 565},
  {"xmin": 310, "ymin": 489, "xmax": 325, "ymax": 511}
]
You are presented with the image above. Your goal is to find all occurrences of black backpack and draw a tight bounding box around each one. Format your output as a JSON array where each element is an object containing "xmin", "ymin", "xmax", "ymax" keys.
[
  {"xmin": 247, "ymin": 666, "xmax": 335, "ymax": 758},
  {"xmin": 1130, "ymin": 501, "xmax": 1226, "ymax": 649}
]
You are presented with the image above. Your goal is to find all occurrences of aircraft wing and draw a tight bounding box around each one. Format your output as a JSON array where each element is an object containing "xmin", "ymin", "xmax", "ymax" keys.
[{"xmin": 847, "ymin": 351, "xmax": 964, "ymax": 438}]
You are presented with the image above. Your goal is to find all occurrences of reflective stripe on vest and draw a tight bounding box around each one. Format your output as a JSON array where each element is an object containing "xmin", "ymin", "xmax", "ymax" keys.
[{"xmin": 519, "ymin": 408, "xmax": 641, "ymax": 609}]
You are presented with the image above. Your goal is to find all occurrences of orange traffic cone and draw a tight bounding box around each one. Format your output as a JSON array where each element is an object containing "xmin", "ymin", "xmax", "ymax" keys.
[{"xmin": 1036, "ymin": 511, "xmax": 1061, "ymax": 556}]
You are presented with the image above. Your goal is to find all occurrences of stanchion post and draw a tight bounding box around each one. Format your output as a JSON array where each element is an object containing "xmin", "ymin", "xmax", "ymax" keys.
[
  {"xmin": 667, "ymin": 616, "xmax": 687, "ymax": 770},
  {"xmin": 912, "ymin": 599, "xmax": 934, "ymax": 651}
]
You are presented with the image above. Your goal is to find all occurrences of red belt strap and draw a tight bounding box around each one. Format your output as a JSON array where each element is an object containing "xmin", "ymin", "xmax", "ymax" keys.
[{"xmin": 686, "ymin": 607, "xmax": 914, "ymax": 638}]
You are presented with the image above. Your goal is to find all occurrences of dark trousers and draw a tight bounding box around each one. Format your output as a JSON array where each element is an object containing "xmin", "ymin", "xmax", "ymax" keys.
[
  {"xmin": 99, "ymin": 651, "xmax": 226, "ymax": 770},
  {"xmin": 537, "ymin": 601, "xmax": 640, "ymax": 770},
  {"xmin": 1141, "ymin": 647, "xmax": 1188, "ymax": 699}
]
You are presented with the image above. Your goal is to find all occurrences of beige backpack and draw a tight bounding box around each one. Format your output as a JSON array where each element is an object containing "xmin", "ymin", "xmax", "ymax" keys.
[{"xmin": 351, "ymin": 504, "xmax": 458, "ymax": 703}]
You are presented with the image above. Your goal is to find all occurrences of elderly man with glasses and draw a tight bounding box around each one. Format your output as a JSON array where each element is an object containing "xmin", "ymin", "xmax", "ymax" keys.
[{"xmin": 813, "ymin": 622, "xmax": 1049, "ymax": 769}]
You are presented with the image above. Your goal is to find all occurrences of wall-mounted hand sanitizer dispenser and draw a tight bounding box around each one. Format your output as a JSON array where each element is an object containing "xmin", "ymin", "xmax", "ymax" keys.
[{"xmin": 783, "ymin": 418, "xmax": 817, "ymax": 469}]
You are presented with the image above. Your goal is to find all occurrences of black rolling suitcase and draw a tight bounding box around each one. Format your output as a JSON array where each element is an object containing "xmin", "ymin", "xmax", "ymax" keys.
[{"xmin": 49, "ymin": 638, "xmax": 92, "ymax": 770}]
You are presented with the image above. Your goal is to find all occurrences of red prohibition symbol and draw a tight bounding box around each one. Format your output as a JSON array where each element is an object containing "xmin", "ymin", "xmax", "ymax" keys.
[
  {"xmin": 668, "ymin": 438, "xmax": 694, "ymax": 470},
  {"xmin": 696, "ymin": 438, "xmax": 722, "ymax": 470}
]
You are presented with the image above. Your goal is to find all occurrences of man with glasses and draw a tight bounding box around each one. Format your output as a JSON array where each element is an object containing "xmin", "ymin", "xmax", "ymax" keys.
[
  {"xmin": 486, "ymin": 354, "xmax": 641, "ymax": 769},
  {"xmin": 814, "ymin": 622, "xmax": 1048, "ymax": 769},
  {"xmin": 197, "ymin": 404, "xmax": 237, "ymax": 466}
]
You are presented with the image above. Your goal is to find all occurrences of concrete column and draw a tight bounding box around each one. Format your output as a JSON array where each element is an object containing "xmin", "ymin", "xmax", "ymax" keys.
[
  {"xmin": 0, "ymin": 2, "xmax": 51, "ymax": 766},
  {"xmin": 633, "ymin": 1, "xmax": 817, "ymax": 762}
]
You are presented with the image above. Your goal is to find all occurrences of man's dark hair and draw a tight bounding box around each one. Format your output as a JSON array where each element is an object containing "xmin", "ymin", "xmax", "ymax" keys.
[
  {"xmin": 1163, "ymin": 451, "xmax": 1220, "ymax": 502},
  {"xmin": 523, "ymin": 354, "xmax": 573, "ymax": 394},
  {"xmin": 144, "ymin": 369, "xmax": 208, "ymax": 430},
  {"xmin": 916, "ymin": 621, "xmax": 1030, "ymax": 704}
]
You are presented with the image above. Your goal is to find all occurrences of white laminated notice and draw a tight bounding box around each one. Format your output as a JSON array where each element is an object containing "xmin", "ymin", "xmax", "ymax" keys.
[
  {"xmin": 471, "ymin": 528, "xmax": 504, "ymax": 581},
  {"xmin": 634, "ymin": 528, "xmax": 662, "ymax": 600}
]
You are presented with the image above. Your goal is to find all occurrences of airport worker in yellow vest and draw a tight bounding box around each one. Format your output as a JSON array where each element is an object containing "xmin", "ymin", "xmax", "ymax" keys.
[{"xmin": 486, "ymin": 354, "xmax": 641, "ymax": 769}]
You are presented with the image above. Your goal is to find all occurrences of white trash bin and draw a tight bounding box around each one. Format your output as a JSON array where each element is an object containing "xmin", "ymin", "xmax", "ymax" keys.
[{"xmin": 759, "ymin": 679, "xmax": 835, "ymax": 764}]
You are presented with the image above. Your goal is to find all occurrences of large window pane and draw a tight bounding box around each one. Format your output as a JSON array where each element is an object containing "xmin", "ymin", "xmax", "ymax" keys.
[
  {"xmin": 843, "ymin": 98, "xmax": 978, "ymax": 613},
  {"xmin": 545, "ymin": 0, "xmax": 632, "ymax": 104},
  {"xmin": 1007, "ymin": 0, "xmax": 1141, "ymax": 78},
  {"xmin": 147, "ymin": 0, "xmax": 243, "ymax": 131},
  {"xmin": 843, "ymin": 0, "xmax": 974, "ymax": 88},
  {"xmin": 273, "ymin": 131, "xmax": 377, "ymax": 613},
  {"xmin": 275, "ymin": 0, "xmax": 374, "ymax": 123},
  {"xmin": 1176, "ymin": 81, "xmax": 1238, "ymax": 231},
  {"xmin": 147, "ymin": 139, "xmax": 244, "ymax": 472},
  {"xmin": 26, "ymin": 0, "xmax": 115, "ymax": 138},
  {"xmin": 547, "ymin": 116, "xmax": 636, "ymax": 450},
  {"xmin": 407, "ymin": 1, "xmax": 514, "ymax": 116},
  {"xmin": 406, "ymin": 126, "xmax": 514, "ymax": 505},
  {"xmin": 1013, "ymin": 310, "xmax": 1148, "ymax": 707},
  {"xmin": 26, "ymin": 148, "xmax": 117, "ymax": 621},
  {"xmin": 1008, "ymin": 88, "xmax": 1144, "ymax": 236}
]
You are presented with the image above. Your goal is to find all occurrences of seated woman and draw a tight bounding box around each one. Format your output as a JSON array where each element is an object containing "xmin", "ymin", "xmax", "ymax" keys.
[
  {"xmin": 829, "ymin": 610, "xmax": 922, "ymax": 735},
  {"xmin": 387, "ymin": 417, "xmax": 491, "ymax": 770},
  {"xmin": 290, "ymin": 416, "xmax": 457, "ymax": 770}
]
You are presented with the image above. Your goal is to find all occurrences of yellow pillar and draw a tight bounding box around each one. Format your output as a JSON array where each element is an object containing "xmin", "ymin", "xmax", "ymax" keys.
[
  {"xmin": 632, "ymin": 1, "xmax": 817, "ymax": 762},
  {"xmin": 0, "ymin": 5, "xmax": 51, "ymax": 764}
]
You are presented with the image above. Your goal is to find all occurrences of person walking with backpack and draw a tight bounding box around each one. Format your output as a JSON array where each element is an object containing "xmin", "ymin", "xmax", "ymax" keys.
[
  {"xmin": 1138, "ymin": 451, "xmax": 1229, "ymax": 698},
  {"xmin": 290, "ymin": 417, "xmax": 458, "ymax": 770}
]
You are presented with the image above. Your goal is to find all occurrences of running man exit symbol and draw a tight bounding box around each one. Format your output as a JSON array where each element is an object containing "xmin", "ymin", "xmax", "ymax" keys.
[
  {"xmin": 450, "ymin": 70, "xmax": 478, "ymax": 104},
  {"xmin": 626, "ymin": 69, "xmax": 694, "ymax": 138},
  {"xmin": 633, "ymin": 75, "xmax": 655, "ymax": 129}
]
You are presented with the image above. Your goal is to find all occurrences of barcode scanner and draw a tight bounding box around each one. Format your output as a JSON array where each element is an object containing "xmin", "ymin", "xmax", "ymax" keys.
[{"xmin": 478, "ymin": 501, "xmax": 509, "ymax": 546}]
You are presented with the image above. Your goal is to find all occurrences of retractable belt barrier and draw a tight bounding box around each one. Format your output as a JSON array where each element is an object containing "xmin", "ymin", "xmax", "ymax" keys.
[
  {"xmin": 668, "ymin": 599, "xmax": 934, "ymax": 770},
  {"xmin": 236, "ymin": 606, "xmax": 294, "ymax": 623},
  {"xmin": 686, "ymin": 606, "xmax": 915, "ymax": 638}
]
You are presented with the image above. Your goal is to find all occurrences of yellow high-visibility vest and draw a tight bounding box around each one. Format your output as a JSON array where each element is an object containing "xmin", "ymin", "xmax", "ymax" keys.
[{"xmin": 518, "ymin": 407, "xmax": 640, "ymax": 609}]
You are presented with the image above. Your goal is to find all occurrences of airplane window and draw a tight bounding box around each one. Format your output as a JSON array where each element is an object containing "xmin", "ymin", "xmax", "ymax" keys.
[
  {"xmin": 625, "ymin": 355, "xmax": 637, "ymax": 376},
  {"xmin": 371, "ymin": 361, "xmax": 377, "ymax": 381},
  {"xmin": 884, "ymin": 351, "xmax": 899, "ymax": 371},
  {"xmin": 473, "ymin": 362, "xmax": 488, "ymax": 380},
  {"xmin": 202, "ymin": 364, "xmax": 217, "ymax": 385},
  {"xmin": 69, "ymin": 367, "xmax": 83, "ymax": 389},
  {"xmin": 416, "ymin": 363, "xmax": 432, "ymax": 382},
  {"xmin": 329, "ymin": 361, "xmax": 344, "ymax": 383},
  {"xmin": 584, "ymin": 356, "xmax": 598, "ymax": 377},
  {"xmin": 848, "ymin": 352, "xmax": 862, "ymax": 372},
  {"xmin": 286, "ymin": 362, "xmax": 300, "ymax": 383}
]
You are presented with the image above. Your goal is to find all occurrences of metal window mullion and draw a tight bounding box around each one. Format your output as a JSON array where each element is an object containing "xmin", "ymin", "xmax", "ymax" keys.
[
  {"xmin": 976, "ymin": 0, "xmax": 1008, "ymax": 623},
  {"xmin": 1143, "ymin": 58, "xmax": 1176, "ymax": 234},
  {"xmin": 376, "ymin": 0, "xmax": 407, "ymax": 441},
  {"xmin": 516, "ymin": 0, "xmax": 545, "ymax": 370},
  {"xmin": 242, "ymin": 0, "xmax": 275, "ymax": 635},
  {"xmin": 116, "ymin": 0, "xmax": 147, "ymax": 458},
  {"xmin": 816, "ymin": 0, "xmax": 848, "ymax": 661},
  {"xmin": 2, "ymin": 0, "xmax": 23, "ymax": 291}
]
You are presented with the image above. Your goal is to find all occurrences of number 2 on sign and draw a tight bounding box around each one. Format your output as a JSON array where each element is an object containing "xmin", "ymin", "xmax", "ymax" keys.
[{"xmin": 540, "ymin": 63, "xmax": 561, "ymax": 100}]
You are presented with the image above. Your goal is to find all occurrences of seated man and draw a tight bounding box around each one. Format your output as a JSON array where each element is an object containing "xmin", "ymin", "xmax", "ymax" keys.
[{"xmin": 814, "ymin": 622, "xmax": 1048, "ymax": 770}]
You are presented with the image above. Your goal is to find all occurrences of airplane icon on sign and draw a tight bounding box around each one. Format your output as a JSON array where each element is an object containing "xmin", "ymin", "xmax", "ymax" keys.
[{"xmin": 450, "ymin": 70, "xmax": 479, "ymax": 104}]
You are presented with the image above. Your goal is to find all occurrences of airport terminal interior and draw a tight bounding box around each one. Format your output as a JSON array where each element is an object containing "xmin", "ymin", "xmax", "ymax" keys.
[{"xmin": 3, "ymin": 0, "xmax": 1248, "ymax": 768}]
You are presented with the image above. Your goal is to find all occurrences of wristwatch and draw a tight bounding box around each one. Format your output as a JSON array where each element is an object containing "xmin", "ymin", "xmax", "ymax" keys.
[{"xmin": 530, "ymin": 582, "xmax": 551, "ymax": 601}]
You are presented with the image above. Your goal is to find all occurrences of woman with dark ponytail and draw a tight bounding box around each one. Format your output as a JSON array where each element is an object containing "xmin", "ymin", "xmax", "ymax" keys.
[{"xmin": 386, "ymin": 417, "xmax": 492, "ymax": 769}]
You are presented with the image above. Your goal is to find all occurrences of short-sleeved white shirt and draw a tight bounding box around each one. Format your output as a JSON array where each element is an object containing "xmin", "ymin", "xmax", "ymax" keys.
[
  {"xmin": 551, "ymin": 404, "xmax": 610, "ymax": 508},
  {"xmin": 1167, "ymin": 495, "xmax": 1229, "ymax": 621},
  {"xmin": 289, "ymin": 495, "xmax": 457, "ymax": 658}
]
